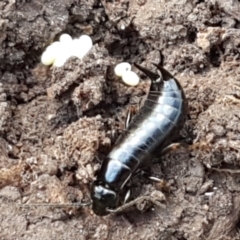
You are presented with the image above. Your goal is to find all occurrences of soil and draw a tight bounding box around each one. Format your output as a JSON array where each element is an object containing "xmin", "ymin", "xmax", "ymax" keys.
[{"xmin": 0, "ymin": 0, "xmax": 240, "ymax": 239}]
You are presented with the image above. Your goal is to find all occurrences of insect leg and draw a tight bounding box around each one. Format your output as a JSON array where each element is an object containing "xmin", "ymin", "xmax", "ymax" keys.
[
  {"xmin": 110, "ymin": 129, "xmax": 118, "ymax": 143},
  {"xmin": 140, "ymin": 169, "xmax": 162, "ymax": 182},
  {"xmin": 147, "ymin": 175, "xmax": 165, "ymax": 183},
  {"xmin": 107, "ymin": 195, "xmax": 166, "ymax": 214},
  {"xmin": 125, "ymin": 105, "xmax": 138, "ymax": 129},
  {"xmin": 140, "ymin": 170, "xmax": 170, "ymax": 192},
  {"xmin": 125, "ymin": 107, "xmax": 132, "ymax": 129},
  {"xmin": 124, "ymin": 189, "xmax": 131, "ymax": 204},
  {"xmin": 161, "ymin": 142, "xmax": 189, "ymax": 156},
  {"xmin": 108, "ymin": 105, "xmax": 137, "ymax": 145},
  {"xmin": 177, "ymin": 119, "xmax": 194, "ymax": 145}
]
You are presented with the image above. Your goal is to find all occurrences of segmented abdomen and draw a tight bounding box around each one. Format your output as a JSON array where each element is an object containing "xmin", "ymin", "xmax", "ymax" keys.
[{"xmin": 98, "ymin": 78, "xmax": 186, "ymax": 189}]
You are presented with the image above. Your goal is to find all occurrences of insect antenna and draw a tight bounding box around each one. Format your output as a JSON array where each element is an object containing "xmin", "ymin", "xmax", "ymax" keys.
[{"xmin": 15, "ymin": 200, "xmax": 92, "ymax": 208}]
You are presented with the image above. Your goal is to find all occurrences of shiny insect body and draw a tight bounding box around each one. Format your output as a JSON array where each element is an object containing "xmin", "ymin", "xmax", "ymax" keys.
[{"xmin": 91, "ymin": 63, "xmax": 188, "ymax": 216}]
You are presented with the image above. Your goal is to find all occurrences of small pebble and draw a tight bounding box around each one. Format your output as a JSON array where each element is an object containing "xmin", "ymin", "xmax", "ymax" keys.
[
  {"xmin": 122, "ymin": 70, "xmax": 140, "ymax": 86},
  {"xmin": 114, "ymin": 62, "xmax": 131, "ymax": 77}
]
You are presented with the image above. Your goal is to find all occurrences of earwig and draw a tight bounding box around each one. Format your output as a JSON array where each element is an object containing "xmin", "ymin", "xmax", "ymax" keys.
[{"xmin": 91, "ymin": 63, "xmax": 188, "ymax": 216}]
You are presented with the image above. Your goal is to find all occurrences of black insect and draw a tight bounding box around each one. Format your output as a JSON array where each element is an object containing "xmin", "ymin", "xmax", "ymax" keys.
[{"xmin": 91, "ymin": 63, "xmax": 188, "ymax": 216}]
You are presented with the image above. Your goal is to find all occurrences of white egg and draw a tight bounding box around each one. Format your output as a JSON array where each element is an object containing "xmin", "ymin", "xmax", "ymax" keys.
[
  {"xmin": 52, "ymin": 54, "xmax": 68, "ymax": 67},
  {"xmin": 79, "ymin": 35, "xmax": 92, "ymax": 48},
  {"xmin": 70, "ymin": 36, "xmax": 92, "ymax": 60},
  {"xmin": 70, "ymin": 39, "xmax": 83, "ymax": 58},
  {"xmin": 122, "ymin": 71, "xmax": 140, "ymax": 86},
  {"xmin": 77, "ymin": 35, "xmax": 93, "ymax": 59},
  {"xmin": 41, "ymin": 50, "xmax": 55, "ymax": 65},
  {"xmin": 59, "ymin": 34, "xmax": 72, "ymax": 44},
  {"xmin": 114, "ymin": 62, "xmax": 131, "ymax": 77},
  {"xmin": 53, "ymin": 44, "xmax": 71, "ymax": 67},
  {"xmin": 41, "ymin": 34, "xmax": 92, "ymax": 66},
  {"xmin": 46, "ymin": 41, "xmax": 61, "ymax": 55},
  {"xmin": 41, "ymin": 42, "xmax": 62, "ymax": 65}
]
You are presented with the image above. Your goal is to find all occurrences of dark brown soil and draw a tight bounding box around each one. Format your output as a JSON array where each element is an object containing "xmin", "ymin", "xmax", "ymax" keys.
[{"xmin": 1, "ymin": 0, "xmax": 240, "ymax": 239}]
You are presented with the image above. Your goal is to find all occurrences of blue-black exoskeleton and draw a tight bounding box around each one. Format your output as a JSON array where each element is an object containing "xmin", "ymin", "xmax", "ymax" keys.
[{"xmin": 91, "ymin": 63, "xmax": 188, "ymax": 216}]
